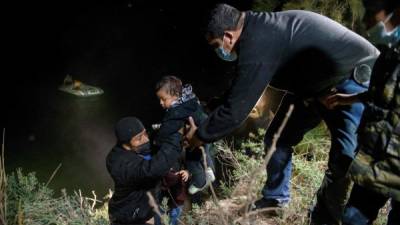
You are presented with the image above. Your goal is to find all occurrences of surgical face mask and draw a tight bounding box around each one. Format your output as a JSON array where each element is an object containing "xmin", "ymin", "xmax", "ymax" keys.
[
  {"xmin": 367, "ymin": 13, "xmax": 400, "ymax": 47},
  {"xmin": 214, "ymin": 36, "xmax": 237, "ymax": 62},
  {"xmin": 135, "ymin": 142, "xmax": 151, "ymax": 155}
]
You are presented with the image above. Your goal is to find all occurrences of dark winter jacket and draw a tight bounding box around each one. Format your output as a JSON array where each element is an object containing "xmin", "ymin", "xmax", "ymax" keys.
[
  {"xmin": 155, "ymin": 97, "xmax": 208, "ymax": 148},
  {"xmin": 197, "ymin": 10, "xmax": 379, "ymax": 142},
  {"xmin": 106, "ymin": 133, "xmax": 181, "ymax": 225}
]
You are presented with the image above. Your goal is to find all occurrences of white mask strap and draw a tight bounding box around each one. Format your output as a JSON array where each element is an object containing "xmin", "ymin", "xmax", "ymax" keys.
[{"xmin": 383, "ymin": 12, "xmax": 393, "ymax": 24}]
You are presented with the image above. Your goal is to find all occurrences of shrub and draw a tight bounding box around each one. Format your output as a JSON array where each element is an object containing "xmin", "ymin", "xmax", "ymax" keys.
[{"xmin": 5, "ymin": 169, "xmax": 109, "ymax": 225}]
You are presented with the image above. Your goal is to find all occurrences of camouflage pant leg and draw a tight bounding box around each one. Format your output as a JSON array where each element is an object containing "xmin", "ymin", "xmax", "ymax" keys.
[
  {"xmin": 313, "ymin": 132, "xmax": 359, "ymax": 225},
  {"xmin": 316, "ymin": 171, "xmax": 353, "ymax": 225}
]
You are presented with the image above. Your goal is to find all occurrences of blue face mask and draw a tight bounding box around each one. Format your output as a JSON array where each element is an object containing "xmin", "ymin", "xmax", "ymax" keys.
[
  {"xmin": 136, "ymin": 142, "xmax": 152, "ymax": 160},
  {"xmin": 214, "ymin": 37, "xmax": 237, "ymax": 62},
  {"xmin": 367, "ymin": 13, "xmax": 400, "ymax": 47}
]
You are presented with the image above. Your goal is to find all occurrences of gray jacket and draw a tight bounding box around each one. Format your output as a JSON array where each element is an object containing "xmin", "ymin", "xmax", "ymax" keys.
[{"xmin": 197, "ymin": 10, "xmax": 379, "ymax": 142}]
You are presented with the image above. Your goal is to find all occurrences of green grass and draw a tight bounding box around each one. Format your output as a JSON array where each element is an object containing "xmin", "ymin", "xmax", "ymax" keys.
[
  {"xmin": 202, "ymin": 125, "xmax": 330, "ymax": 225},
  {"xmin": 184, "ymin": 125, "xmax": 389, "ymax": 225},
  {"xmin": 4, "ymin": 169, "xmax": 109, "ymax": 225}
]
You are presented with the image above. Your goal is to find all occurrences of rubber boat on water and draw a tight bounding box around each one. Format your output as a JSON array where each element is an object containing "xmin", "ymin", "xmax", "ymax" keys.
[{"xmin": 58, "ymin": 75, "xmax": 104, "ymax": 97}]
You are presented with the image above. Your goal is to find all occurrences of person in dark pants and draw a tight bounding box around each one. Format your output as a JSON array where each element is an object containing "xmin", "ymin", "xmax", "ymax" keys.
[
  {"xmin": 106, "ymin": 117, "xmax": 185, "ymax": 225},
  {"xmin": 325, "ymin": 1, "xmax": 399, "ymax": 224},
  {"xmin": 186, "ymin": 4, "xmax": 379, "ymax": 224}
]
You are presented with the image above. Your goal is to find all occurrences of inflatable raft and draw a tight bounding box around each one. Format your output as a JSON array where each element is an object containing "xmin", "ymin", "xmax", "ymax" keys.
[{"xmin": 58, "ymin": 75, "xmax": 104, "ymax": 97}]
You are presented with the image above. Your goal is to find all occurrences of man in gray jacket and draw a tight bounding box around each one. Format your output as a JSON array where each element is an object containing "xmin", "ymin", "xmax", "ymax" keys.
[{"xmin": 187, "ymin": 4, "xmax": 379, "ymax": 224}]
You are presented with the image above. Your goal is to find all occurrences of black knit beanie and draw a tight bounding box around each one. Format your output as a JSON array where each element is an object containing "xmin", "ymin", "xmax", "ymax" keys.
[{"xmin": 115, "ymin": 117, "xmax": 145, "ymax": 144}]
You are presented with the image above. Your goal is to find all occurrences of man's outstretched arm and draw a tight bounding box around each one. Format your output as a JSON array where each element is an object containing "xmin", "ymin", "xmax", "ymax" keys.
[{"xmin": 196, "ymin": 62, "xmax": 277, "ymax": 143}]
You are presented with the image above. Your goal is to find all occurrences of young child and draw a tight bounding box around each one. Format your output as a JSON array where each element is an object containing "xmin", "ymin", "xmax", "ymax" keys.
[{"xmin": 154, "ymin": 76, "xmax": 215, "ymax": 195}]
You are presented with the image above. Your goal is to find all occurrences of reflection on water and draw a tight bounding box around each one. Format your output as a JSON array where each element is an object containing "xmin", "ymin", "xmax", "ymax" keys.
[{"xmin": 6, "ymin": 89, "xmax": 118, "ymax": 197}]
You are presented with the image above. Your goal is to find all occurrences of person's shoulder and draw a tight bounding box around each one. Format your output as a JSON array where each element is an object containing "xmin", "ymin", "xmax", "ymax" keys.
[
  {"xmin": 246, "ymin": 10, "xmax": 267, "ymax": 17},
  {"xmin": 168, "ymin": 99, "xmax": 200, "ymax": 118},
  {"xmin": 106, "ymin": 146, "xmax": 141, "ymax": 174},
  {"xmin": 161, "ymin": 104, "xmax": 187, "ymax": 121},
  {"xmin": 107, "ymin": 145, "xmax": 122, "ymax": 158},
  {"xmin": 278, "ymin": 10, "xmax": 341, "ymax": 26},
  {"xmin": 184, "ymin": 97, "xmax": 201, "ymax": 108},
  {"xmin": 159, "ymin": 111, "xmax": 185, "ymax": 137},
  {"xmin": 108, "ymin": 146, "xmax": 139, "ymax": 162},
  {"xmin": 277, "ymin": 10, "xmax": 324, "ymax": 18},
  {"xmin": 245, "ymin": 10, "xmax": 274, "ymax": 23},
  {"xmin": 162, "ymin": 107, "xmax": 174, "ymax": 118},
  {"xmin": 162, "ymin": 107, "xmax": 181, "ymax": 121},
  {"xmin": 247, "ymin": 9, "xmax": 332, "ymax": 28}
]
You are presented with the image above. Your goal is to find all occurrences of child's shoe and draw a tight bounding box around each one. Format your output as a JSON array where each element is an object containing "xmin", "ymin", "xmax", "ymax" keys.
[
  {"xmin": 188, "ymin": 182, "xmax": 207, "ymax": 195},
  {"xmin": 188, "ymin": 168, "xmax": 215, "ymax": 195},
  {"xmin": 206, "ymin": 167, "xmax": 215, "ymax": 182}
]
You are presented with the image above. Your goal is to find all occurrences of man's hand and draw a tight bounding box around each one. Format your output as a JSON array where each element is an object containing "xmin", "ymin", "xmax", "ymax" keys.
[
  {"xmin": 321, "ymin": 93, "xmax": 360, "ymax": 110},
  {"xmin": 183, "ymin": 117, "xmax": 203, "ymax": 149},
  {"xmin": 176, "ymin": 170, "xmax": 190, "ymax": 182}
]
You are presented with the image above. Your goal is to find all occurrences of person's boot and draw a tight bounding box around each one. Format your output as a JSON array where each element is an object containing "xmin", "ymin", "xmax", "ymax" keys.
[
  {"xmin": 309, "ymin": 201, "xmax": 338, "ymax": 225},
  {"xmin": 249, "ymin": 198, "xmax": 287, "ymax": 217}
]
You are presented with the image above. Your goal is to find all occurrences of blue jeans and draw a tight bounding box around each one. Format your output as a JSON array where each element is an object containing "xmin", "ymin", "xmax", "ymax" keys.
[
  {"xmin": 343, "ymin": 184, "xmax": 399, "ymax": 225},
  {"xmin": 154, "ymin": 205, "xmax": 183, "ymax": 225},
  {"xmin": 263, "ymin": 78, "xmax": 366, "ymax": 220}
]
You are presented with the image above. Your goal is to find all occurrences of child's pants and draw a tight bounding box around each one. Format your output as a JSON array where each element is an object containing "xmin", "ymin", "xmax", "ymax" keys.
[{"xmin": 154, "ymin": 205, "xmax": 183, "ymax": 225}]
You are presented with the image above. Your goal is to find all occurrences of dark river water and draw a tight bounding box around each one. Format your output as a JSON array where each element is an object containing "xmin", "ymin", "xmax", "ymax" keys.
[{"xmin": 4, "ymin": 0, "xmax": 254, "ymax": 197}]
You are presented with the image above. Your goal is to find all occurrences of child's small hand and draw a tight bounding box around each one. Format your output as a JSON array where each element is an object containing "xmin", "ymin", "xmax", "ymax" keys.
[{"xmin": 176, "ymin": 170, "xmax": 190, "ymax": 182}]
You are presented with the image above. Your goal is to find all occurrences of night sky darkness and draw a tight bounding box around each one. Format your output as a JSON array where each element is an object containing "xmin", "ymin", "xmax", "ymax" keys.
[{"xmin": 4, "ymin": 0, "xmax": 256, "ymax": 195}]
